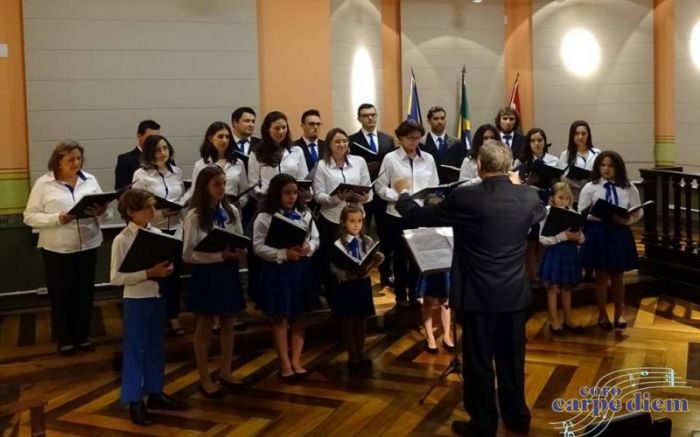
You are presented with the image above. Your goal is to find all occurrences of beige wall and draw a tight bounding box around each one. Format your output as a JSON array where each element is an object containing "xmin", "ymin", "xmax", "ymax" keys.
[
  {"xmin": 23, "ymin": 0, "xmax": 259, "ymax": 187},
  {"xmin": 400, "ymin": 0, "xmax": 506, "ymax": 137},
  {"xmin": 675, "ymin": 0, "xmax": 700, "ymax": 171},
  {"xmin": 532, "ymin": 0, "xmax": 654, "ymax": 177}
]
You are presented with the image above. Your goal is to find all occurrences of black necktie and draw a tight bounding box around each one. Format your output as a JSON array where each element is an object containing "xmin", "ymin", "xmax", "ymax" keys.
[{"xmin": 503, "ymin": 134, "xmax": 512, "ymax": 146}]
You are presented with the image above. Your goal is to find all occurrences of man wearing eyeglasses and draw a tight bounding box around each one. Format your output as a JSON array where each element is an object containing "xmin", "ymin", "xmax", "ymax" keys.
[
  {"xmin": 348, "ymin": 103, "xmax": 395, "ymax": 287},
  {"xmin": 294, "ymin": 109, "xmax": 326, "ymax": 172}
]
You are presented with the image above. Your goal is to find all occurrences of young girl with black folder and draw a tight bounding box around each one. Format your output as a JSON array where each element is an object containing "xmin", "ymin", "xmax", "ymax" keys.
[
  {"xmin": 538, "ymin": 182, "xmax": 585, "ymax": 335},
  {"xmin": 253, "ymin": 173, "xmax": 320, "ymax": 382},
  {"xmin": 182, "ymin": 165, "xmax": 248, "ymax": 397},
  {"xmin": 578, "ymin": 151, "xmax": 642, "ymax": 331},
  {"xmin": 110, "ymin": 188, "xmax": 188, "ymax": 426},
  {"xmin": 330, "ymin": 205, "xmax": 383, "ymax": 371}
]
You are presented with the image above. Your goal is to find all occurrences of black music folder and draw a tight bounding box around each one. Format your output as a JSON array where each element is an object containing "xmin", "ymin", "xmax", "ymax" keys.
[
  {"xmin": 119, "ymin": 228, "xmax": 183, "ymax": 273},
  {"xmin": 410, "ymin": 180, "xmax": 466, "ymax": 200},
  {"xmin": 566, "ymin": 165, "xmax": 592, "ymax": 181},
  {"xmin": 402, "ymin": 227, "xmax": 454, "ymax": 273},
  {"xmin": 540, "ymin": 207, "xmax": 586, "ymax": 236},
  {"xmin": 331, "ymin": 240, "xmax": 381, "ymax": 275},
  {"xmin": 194, "ymin": 227, "xmax": 250, "ymax": 252},
  {"xmin": 296, "ymin": 179, "xmax": 313, "ymax": 191},
  {"xmin": 183, "ymin": 179, "xmax": 192, "ymax": 191},
  {"xmin": 264, "ymin": 212, "xmax": 308, "ymax": 249},
  {"xmin": 154, "ymin": 196, "xmax": 183, "ymax": 212},
  {"xmin": 68, "ymin": 192, "xmax": 120, "ymax": 219},
  {"xmin": 586, "ymin": 199, "xmax": 654, "ymax": 220},
  {"xmin": 329, "ymin": 182, "xmax": 374, "ymax": 197},
  {"xmin": 531, "ymin": 161, "xmax": 565, "ymax": 188}
]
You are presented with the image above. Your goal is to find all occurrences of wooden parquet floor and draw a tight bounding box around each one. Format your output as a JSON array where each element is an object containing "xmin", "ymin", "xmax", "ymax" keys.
[{"xmin": 3, "ymin": 290, "xmax": 700, "ymax": 436}]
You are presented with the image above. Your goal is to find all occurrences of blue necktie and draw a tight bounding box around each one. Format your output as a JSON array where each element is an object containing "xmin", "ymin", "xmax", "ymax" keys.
[
  {"xmin": 368, "ymin": 133, "xmax": 377, "ymax": 153},
  {"xmin": 437, "ymin": 137, "xmax": 447, "ymax": 155},
  {"xmin": 213, "ymin": 206, "xmax": 227, "ymax": 227},
  {"xmin": 309, "ymin": 143, "xmax": 319, "ymax": 164},
  {"xmin": 503, "ymin": 134, "xmax": 512, "ymax": 146},
  {"xmin": 348, "ymin": 237, "xmax": 360, "ymax": 259},
  {"xmin": 283, "ymin": 210, "xmax": 301, "ymax": 221},
  {"xmin": 238, "ymin": 139, "xmax": 247, "ymax": 153},
  {"xmin": 604, "ymin": 182, "xmax": 619, "ymax": 206}
]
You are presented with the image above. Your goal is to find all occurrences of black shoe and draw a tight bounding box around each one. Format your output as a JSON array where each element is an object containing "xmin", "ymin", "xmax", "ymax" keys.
[
  {"xmin": 77, "ymin": 341, "xmax": 96, "ymax": 352},
  {"xmin": 219, "ymin": 378, "xmax": 249, "ymax": 391},
  {"xmin": 57, "ymin": 345, "xmax": 77, "ymax": 357},
  {"xmin": 563, "ymin": 323, "xmax": 585, "ymax": 334},
  {"xmin": 450, "ymin": 420, "xmax": 475, "ymax": 436},
  {"xmin": 614, "ymin": 318, "xmax": 628, "ymax": 330},
  {"xmin": 598, "ymin": 320, "xmax": 613, "ymax": 331},
  {"xmin": 442, "ymin": 340, "xmax": 455, "ymax": 353},
  {"xmin": 549, "ymin": 325, "xmax": 565, "ymax": 336},
  {"xmin": 425, "ymin": 341, "xmax": 439, "ymax": 355},
  {"xmin": 234, "ymin": 321, "xmax": 247, "ymax": 332},
  {"xmin": 147, "ymin": 393, "xmax": 189, "ymax": 411},
  {"xmin": 129, "ymin": 401, "xmax": 152, "ymax": 426},
  {"xmin": 503, "ymin": 420, "xmax": 530, "ymax": 434},
  {"xmin": 198, "ymin": 384, "xmax": 224, "ymax": 399},
  {"xmin": 278, "ymin": 372, "xmax": 296, "ymax": 383}
]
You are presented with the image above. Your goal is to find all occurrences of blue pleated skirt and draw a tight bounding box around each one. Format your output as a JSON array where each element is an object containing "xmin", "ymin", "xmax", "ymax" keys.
[
  {"xmin": 255, "ymin": 258, "xmax": 321, "ymax": 318},
  {"xmin": 538, "ymin": 242, "xmax": 581, "ymax": 286},
  {"xmin": 580, "ymin": 221, "xmax": 639, "ymax": 272},
  {"xmin": 417, "ymin": 272, "xmax": 451, "ymax": 299},
  {"xmin": 188, "ymin": 262, "xmax": 246, "ymax": 316},
  {"xmin": 331, "ymin": 277, "xmax": 375, "ymax": 317}
]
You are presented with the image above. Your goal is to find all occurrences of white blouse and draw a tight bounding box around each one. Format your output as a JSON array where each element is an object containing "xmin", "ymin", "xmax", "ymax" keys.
[
  {"xmin": 132, "ymin": 166, "xmax": 185, "ymax": 230},
  {"xmin": 577, "ymin": 179, "xmax": 643, "ymax": 224},
  {"xmin": 182, "ymin": 204, "xmax": 243, "ymax": 264},
  {"xmin": 23, "ymin": 171, "xmax": 106, "ymax": 254},
  {"xmin": 247, "ymin": 146, "xmax": 309, "ymax": 195},
  {"xmin": 110, "ymin": 222, "xmax": 161, "ymax": 299},
  {"xmin": 512, "ymin": 153, "xmax": 560, "ymax": 171},
  {"xmin": 459, "ymin": 157, "xmax": 478, "ymax": 182},
  {"xmin": 184, "ymin": 158, "xmax": 248, "ymax": 206},
  {"xmin": 375, "ymin": 148, "xmax": 439, "ymax": 217},
  {"xmin": 559, "ymin": 147, "xmax": 602, "ymax": 176},
  {"xmin": 253, "ymin": 209, "xmax": 319, "ymax": 264},
  {"xmin": 313, "ymin": 154, "xmax": 373, "ymax": 224}
]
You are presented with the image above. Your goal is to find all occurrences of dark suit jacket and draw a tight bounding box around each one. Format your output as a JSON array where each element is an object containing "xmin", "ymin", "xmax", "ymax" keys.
[
  {"xmin": 504, "ymin": 131, "xmax": 527, "ymax": 162},
  {"xmin": 420, "ymin": 134, "xmax": 467, "ymax": 183},
  {"xmin": 114, "ymin": 147, "xmax": 141, "ymax": 190},
  {"xmin": 234, "ymin": 136, "xmax": 261, "ymax": 172},
  {"xmin": 293, "ymin": 137, "xmax": 326, "ymax": 172},
  {"xmin": 348, "ymin": 130, "xmax": 394, "ymax": 180},
  {"xmin": 396, "ymin": 175, "xmax": 546, "ymax": 313}
]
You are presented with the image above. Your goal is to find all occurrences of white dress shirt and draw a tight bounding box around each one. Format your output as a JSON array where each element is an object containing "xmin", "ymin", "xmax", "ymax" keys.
[
  {"xmin": 361, "ymin": 129, "xmax": 380, "ymax": 155},
  {"xmin": 23, "ymin": 171, "xmax": 106, "ymax": 253},
  {"xmin": 512, "ymin": 153, "xmax": 560, "ymax": 171},
  {"xmin": 559, "ymin": 147, "xmax": 602, "ymax": 175},
  {"xmin": 110, "ymin": 222, "xmax": 161, "ymax": 299},
  {"xmin": 132, "ymin": 166, "xmax": 184, "ymax": 230},
  {"xmin": 182, "ymin": 203, "xmax": 243, "ymax": 264},
  {"xmin": 232, "ymin": 135, "xmax": 253, "ymax": 156},
  {"xmin": 247, "ymin": 146, "xmax": 309, "ymax": 195},
  {"xmin": 313, "ymin": 154, "xmax": 373, "ymax": 224},
  {"xmin": 577, "ymin": 179, "xmax": 643, "ymax": 223},
  {"xmin": 184, "ymin": 158, "xmax": 249, "ymax": 206},
  {"xmin": 500, "ymin": 131, "xmax": 515, "ymax": 148},
  {"xmin": 253, "ymin": 209, "xmax": 319, "ymax": 264},
  {"xmin": 375, "ymin": 147, "xmax": 439, "ymax": 217}
]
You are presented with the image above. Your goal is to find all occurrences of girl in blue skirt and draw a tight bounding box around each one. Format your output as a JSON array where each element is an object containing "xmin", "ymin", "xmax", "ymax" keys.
[
  {"xmin": 578, "ymin": 151, "xmax": 643, "ymax": 331},
  {"xmin": 183, "ymin": 165, "xmax": 247, "ymax": 397},
  {"xmin": 538, "ymin": 182, "xmax": 585, "ymax": 335},
  {"xmin": 330, "ymin": 204, "xmax": 384, "ymax": 371},
  {"xmin": 253, "ymin": 173, "xmax": 320, "ymax": 381}
]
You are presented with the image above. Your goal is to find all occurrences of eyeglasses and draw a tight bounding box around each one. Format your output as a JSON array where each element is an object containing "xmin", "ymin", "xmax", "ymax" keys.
[{"xmin": 359, "ymin": 113, "xmax": 377, "ymax": 118}]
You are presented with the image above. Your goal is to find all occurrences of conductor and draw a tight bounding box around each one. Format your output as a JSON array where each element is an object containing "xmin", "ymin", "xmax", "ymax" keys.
[{"xmin": 393, "ymin": 141, "xmax": 546, "ymax": 437}]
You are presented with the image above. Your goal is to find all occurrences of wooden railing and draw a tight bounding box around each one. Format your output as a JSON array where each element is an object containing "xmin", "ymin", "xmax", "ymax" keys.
[{"xmin": 638, "ymin": 166, "xmax": 700, "ymax": 282}]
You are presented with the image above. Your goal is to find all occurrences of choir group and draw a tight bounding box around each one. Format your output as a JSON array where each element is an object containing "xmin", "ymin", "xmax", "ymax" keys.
[{"xmin": 22, "ymin": 103, "xmax": 643, "ymax": 426}]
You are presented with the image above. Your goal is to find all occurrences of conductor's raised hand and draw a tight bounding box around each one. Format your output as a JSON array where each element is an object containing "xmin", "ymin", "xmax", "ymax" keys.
[
  {"xmin": 147, "ymin": 261, "xmax": 174, "ymax": 278},
  {"xmin": 392, "ymin": 177, "xmax": 411, "ymax": 194}
]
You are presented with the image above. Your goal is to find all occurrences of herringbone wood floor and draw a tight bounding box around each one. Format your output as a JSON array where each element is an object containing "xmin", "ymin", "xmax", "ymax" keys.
[{"xmin": 3, "ymin": 284, "xmax": 700, "ymax": 435}]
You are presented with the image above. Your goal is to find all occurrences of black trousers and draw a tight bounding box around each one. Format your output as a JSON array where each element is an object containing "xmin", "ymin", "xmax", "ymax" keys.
[
  {"xmin": 364, "ymin": 196, "xmax": 392, "ymax": 281},
  {"xmin": 41, "ymin": 248, "xmax": 98, "ymax": 347},
  {"xmin": 160, "ymin": 229, "xmax": 182, "ymax": 320},
  {"xmin": 461, "ymin": 310, "xmax": 531, "ymax": 436},
  {"xmin": 384, "ymin": 215, "xmax": 418, "ymax": 302}
]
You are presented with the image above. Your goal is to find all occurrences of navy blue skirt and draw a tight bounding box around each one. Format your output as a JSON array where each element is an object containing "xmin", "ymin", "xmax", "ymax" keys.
[
  {"xmin": 581, "ymin": 221, "xmax": 639, "ymax": 272},
  {"xmin": 255, "ymin": 258, "xmax": 321, "ymax": 318},
  {"xmin": 538, "ymin": 242, "xmax": 581, "ymax": 286},
  {"xmin": 417, "ymin": 272, "xmax": 451, "ymax": 299},
  {"xmin": 188, "ymin": 262, "xmax": 246, "ymax": 316},
  {"xmin": 331, "ymin": 277, "xmax": 375, "ymax": 317}
]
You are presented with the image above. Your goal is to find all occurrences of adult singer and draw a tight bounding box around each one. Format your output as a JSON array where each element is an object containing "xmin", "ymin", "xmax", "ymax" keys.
[{"xmin": 393, "ymin": 141, "xmax": 546, "ymax": 437}]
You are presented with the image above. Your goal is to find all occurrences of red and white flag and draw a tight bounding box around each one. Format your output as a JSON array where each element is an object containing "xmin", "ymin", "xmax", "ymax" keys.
[{"xmin": 508, "ymin": 73, "xmax": 521, "ymax": 116}]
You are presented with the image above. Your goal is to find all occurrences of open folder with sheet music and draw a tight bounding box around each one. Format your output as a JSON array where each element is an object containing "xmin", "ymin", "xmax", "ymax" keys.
[
  {"xmin": 194, "ymin": 227, "xmax": 250, "ymax": 252},
  {"xmin": 264, "ymin": 212, "xmax": 310, "ymax": 249},
  {"xmin": 119, "ymin": 228, "xmax": 183, "ymax": 273},
  {"xmin": 68, "ymin": 192, "xmax": 121, "ymax": 219},
  {"xmin": 583, "ymin": 199, "xmax": 655, "ymax": 220},
  {"xmin": 331, "ymin": 240, "xmax": 381, "ymax": 275},
  {"xmin": 402, "ymin": 227, "xmax": 454, "ymax": 273}
]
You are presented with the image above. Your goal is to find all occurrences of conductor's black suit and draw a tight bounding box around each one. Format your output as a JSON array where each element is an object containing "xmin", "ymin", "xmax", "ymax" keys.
[{"xmin": 396, "ymin": 175, "xmax": 546, "ymax": 436}]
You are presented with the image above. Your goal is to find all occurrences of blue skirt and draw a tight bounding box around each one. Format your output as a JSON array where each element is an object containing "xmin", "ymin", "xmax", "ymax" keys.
[
  {"xmin": 417, "ymin": 272, "xmax": 451, "ymax": 299},
  {"xmin": 331, "ymin": 277, "xmax": 375, "ymax": 317},
  {"xmin": 255, "ymin": 258, "xmax": 321, "ymax": 318},
  {"xmin": 188, "ymin": 262, "xmax": 246, "ymax": 316},
  {"xmin": 581, "ymin": 221, "xmax": 639, "ymax": 271},
  {"xmin": 538, "ymin": 242, "xmax": 581, "ymax": 286}
]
